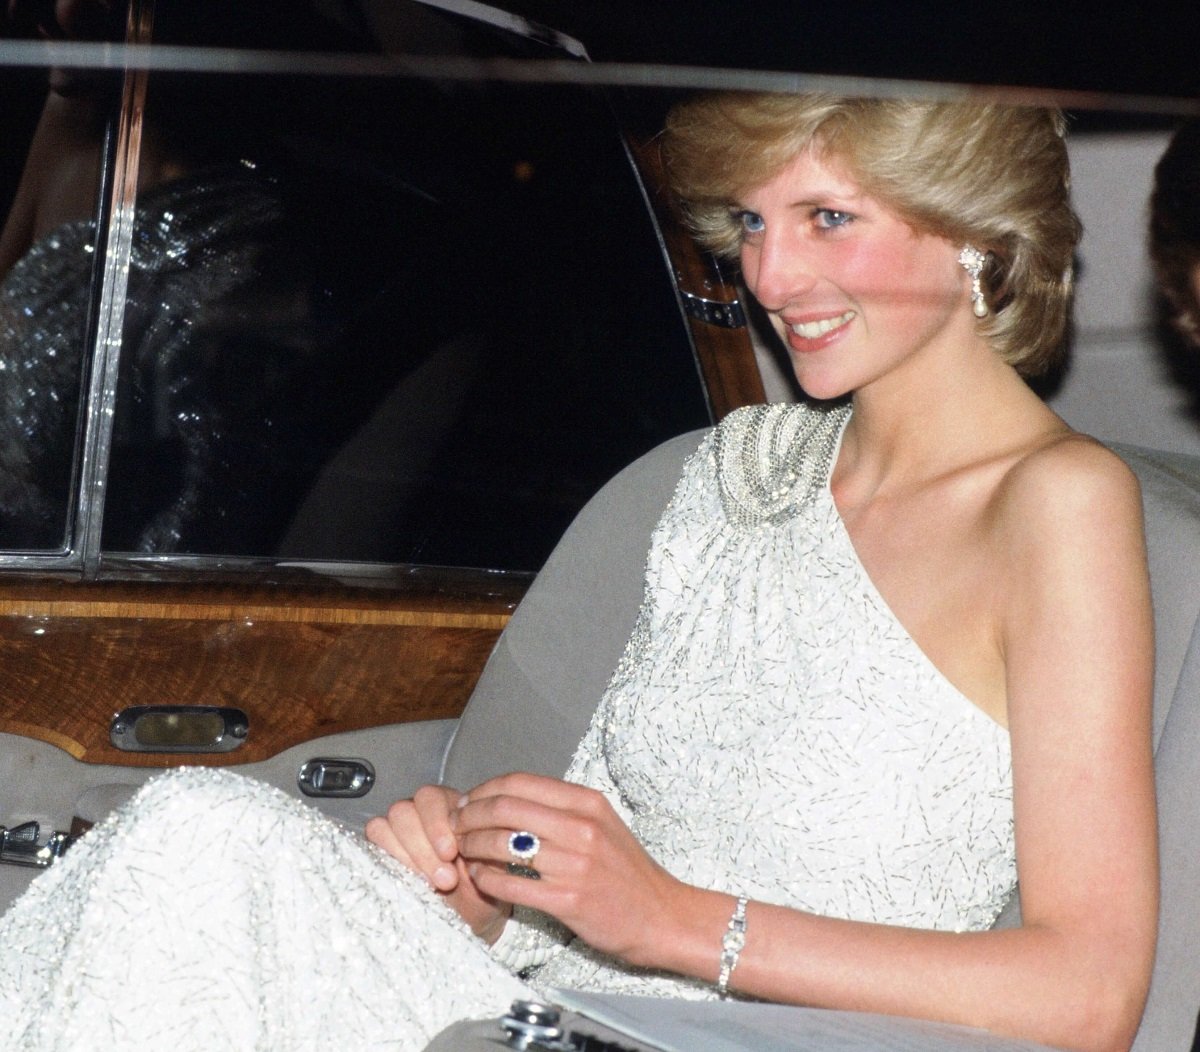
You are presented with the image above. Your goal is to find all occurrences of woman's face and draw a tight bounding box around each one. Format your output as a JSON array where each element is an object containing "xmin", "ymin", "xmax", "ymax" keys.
[{"xmin": 735, "ymin": 148, "xmax": 978, "ymax": 401}]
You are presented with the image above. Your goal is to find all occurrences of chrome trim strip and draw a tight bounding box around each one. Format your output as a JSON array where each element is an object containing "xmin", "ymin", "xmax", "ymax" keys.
[
  {"xmin": 0, "ymin": 44, "xmax": 1194, "ymax": 115},
  {"xmin": 75, "ymin": 0, "xmax": 155, "ymax": 579},
  {"xmin": 89, "ymin": 552, "xmax": 533, "ymax": 593}
]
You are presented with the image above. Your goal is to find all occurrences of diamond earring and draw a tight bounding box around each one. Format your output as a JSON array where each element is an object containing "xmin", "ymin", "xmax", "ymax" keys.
[{"xmin": 958, "ymin": 245, "xmax": 989, "ymax": 318}]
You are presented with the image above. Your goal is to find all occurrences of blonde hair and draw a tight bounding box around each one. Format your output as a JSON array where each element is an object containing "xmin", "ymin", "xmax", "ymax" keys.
[{"xmin": 661, "ymin": 93, "xmax": 1081, "ymax": 375}]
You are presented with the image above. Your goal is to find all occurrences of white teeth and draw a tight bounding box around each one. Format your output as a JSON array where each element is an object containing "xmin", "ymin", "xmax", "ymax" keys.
[{"xmin": 789, "ymin": 311, "xmax": 855, "ymax": 339}]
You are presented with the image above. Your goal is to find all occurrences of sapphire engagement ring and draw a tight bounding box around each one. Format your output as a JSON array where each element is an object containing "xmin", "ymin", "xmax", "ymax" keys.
[{"xmin": 506, "ymin": 830, "xmax": 541, "ymax": 879}]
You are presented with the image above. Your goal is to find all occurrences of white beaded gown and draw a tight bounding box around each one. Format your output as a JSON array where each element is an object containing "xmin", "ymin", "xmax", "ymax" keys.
[{"xmin": 0, "ymin": 402, "xmax": 1015, "ymax": 1051}]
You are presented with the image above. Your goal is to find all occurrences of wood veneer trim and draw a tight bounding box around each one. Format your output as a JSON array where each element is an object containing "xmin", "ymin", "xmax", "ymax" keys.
[
  {"xmin": 0, "ymin": 599, "xmax": 512, "ymax": 629},
  {"xmin": 0, "ymin": 718, "xmax": 87, "ymax": 759}
]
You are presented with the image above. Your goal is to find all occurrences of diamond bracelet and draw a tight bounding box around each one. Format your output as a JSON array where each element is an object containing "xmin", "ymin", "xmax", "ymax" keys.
[{"xmin": 717, "ymin": 895, "xmax": 749, "ymax": 997}]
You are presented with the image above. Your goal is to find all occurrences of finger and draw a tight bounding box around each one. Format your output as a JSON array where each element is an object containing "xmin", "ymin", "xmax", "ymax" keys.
[
  {"xmin": 466, "ymin": 772, "xmax": 595, "ymax": 810},
  {"xmin": 458, "ymin": 828, "xmax": 554, "ymax": 877},
  {"xmin": 369, "ymin": 799, "xmax": 459, "ymax": 892},
  {"xmin": 468, "ymin": 857, "xmax": 574, "ymax": 912},
  {"xmin": 412, "ymin": 784, "xmax": 460, "ymax": 864},
  {"xmin": 458, "ymin": 805, "xmax": 607, "ymax": 895},
  {"xmin": 364, "ymin": 815, "xmax": 416, "ymax": 869},
  {"xmin": 455, "ymin": 791, "xmax": 600, "ymax": 854}
]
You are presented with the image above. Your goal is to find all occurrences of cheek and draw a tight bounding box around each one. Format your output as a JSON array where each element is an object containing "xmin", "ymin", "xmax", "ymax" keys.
[
  {"xmin": 765, "ymin": 312, "xmax": 788, "ymax": 345},
  {"xmin": 854, "ymin": 242, "xmax": 960, "ymax": 316},
  {"xmin": 738, "ymin": 245, "xmax": 757, "ymax": 290},
  {"xmin": 837, "ymin": 241, "xmax": 927, "ymax": 308}
]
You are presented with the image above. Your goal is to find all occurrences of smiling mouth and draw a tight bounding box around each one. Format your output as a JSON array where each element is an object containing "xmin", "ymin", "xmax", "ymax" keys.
[{"xmin": 789, "ymin": 311, "xmax": 856, "ymax": 339}]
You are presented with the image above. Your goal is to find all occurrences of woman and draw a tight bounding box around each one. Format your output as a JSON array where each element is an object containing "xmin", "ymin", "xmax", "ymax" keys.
[{"xmin": 0, "ymin": 94, "xmax": 1157, "ymax": 1052}]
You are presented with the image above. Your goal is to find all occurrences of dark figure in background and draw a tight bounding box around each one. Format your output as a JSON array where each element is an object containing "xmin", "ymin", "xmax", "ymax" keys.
[
  {"xmin": 1150, "ymin": 118, "xmax": 1200, "ymax": 351},
  {"xmin": 1151, "ymin": 120, "xmax": 1200, "ymax": 1052}
]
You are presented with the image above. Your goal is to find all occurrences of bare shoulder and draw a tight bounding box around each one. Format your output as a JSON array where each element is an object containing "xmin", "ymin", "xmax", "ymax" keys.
[
  {"xmin": 991, "ymin": 430, "xmax": 1153, "ymax": 742},
  {"xmin": 992, "ymin": 432, "xmax": 1144, "ymax": 545}
]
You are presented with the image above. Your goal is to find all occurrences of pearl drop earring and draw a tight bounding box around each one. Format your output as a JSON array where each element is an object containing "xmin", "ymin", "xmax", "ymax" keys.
[{"xmin": 958, "ymin": 245, "xmax": 989, "ymax": 318}]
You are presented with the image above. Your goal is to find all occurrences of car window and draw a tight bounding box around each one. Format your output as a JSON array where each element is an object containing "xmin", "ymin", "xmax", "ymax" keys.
[
  {"xmin": 0, "ymin": 1, "xmax": 712, "ymax": 575},
  {"xmin": 0, "ymin": 64, "xmax": 113, "ymax": 552}
]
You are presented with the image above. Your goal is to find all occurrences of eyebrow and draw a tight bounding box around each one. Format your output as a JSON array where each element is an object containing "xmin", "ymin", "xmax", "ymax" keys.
[
  {"xmin": 732, "ymin": 188, "xmax": 865, "ymax": 212},
  {"xmin": 792, "ymin": 186, "xmax": 867, "ymax": 207}
]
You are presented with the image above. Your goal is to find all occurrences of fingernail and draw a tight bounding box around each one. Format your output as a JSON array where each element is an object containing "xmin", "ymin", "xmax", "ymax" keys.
[
  {"xmin": 457, "ymin": 794, "xmax": 469, "ymax": 808},
  {"xmin": 436, "ymin": 834, "xmax": 456, "ymax": 857},
  {"xmin": 432, "ymin": 865, "xmax": 455, "ymax": 889}
]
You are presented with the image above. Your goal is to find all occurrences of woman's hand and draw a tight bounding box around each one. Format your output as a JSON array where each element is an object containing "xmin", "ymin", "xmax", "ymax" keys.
[
  {"xmin": 365, "ymin": 785, "xmax": 511, "ymax": 944},
  {"xmin": 453, "ymin": 772, "xmax": 693, "ymax": 968}
]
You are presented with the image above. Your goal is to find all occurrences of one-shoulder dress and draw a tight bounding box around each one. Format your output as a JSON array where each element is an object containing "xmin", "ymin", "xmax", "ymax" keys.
[{"xmin": 0, "ymin": 402, "xmax": 1015, "ymax": 1051}]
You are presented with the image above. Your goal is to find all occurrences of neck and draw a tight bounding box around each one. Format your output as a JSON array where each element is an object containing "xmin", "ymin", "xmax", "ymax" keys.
[{"xmin": 836, "ymin": 339, "xmax": 1057, "ymax": 499}]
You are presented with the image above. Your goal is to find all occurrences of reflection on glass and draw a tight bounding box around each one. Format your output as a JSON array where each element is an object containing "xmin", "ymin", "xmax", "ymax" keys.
[
  {"xmin": 0, "ymin": 1, "xmax": 712, "ymax": 572},
  {"xmin": 0, "ymin": 64, "xmax": 113, "ymax": 551},
  {"xmin": 0, "ymin": 0, "xmax": 131, "ymax": 552},
  {"xmin": 98, "ymin": 6, "xmax": 709, "ymax": 571}
]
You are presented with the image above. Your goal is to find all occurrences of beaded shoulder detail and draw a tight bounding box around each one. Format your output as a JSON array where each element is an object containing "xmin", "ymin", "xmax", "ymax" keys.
[{"xmin": 713, "ymin": 402, "xmax": 851, "ymax": 527}]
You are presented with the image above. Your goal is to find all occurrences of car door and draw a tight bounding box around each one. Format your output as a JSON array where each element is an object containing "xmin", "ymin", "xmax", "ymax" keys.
[{"xmin": 0, "ymin": 0, "xmax": 760, "ymax": 906}]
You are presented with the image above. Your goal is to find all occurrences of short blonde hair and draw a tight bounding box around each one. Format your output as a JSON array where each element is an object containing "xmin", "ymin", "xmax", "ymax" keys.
[{"xmin": 662, "ymin": 93, "xmax": 1081, "ymax": 375}]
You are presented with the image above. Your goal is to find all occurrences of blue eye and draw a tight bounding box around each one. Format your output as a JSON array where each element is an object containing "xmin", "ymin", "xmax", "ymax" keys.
[
  {"xmin": 735, "ymin": 210, "xmax": 765, "ymax": 235},
  {"xmin": 813, "ymin": 209, "xmax": 853, "ymax": 229}
]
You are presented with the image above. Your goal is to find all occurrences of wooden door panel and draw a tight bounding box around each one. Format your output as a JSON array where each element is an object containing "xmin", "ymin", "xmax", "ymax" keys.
[{"xmin": 0, "ymin": 578, "xmax": 523, "ymax": 766}]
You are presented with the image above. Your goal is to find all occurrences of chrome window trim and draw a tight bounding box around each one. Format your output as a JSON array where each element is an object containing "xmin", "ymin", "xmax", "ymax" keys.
[
  {"xmin": 91, "ymin": 551, "xmax": 535, "ymax": 596},
  {"xmin": 75, "ymin": 0, "xmax": 154, "ymax": 578}
]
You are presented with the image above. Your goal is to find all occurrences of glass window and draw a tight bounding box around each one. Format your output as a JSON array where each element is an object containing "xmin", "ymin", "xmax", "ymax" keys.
[
  {"xmin": 102, "ymin": 69, "xmax": 708, "ymax": 570},
  {"xmin": 0, "ymin": 60, "xmax": 115, "ymax": 552},
  {"xmin": 0, "ymin": 1, "xmax": 713, "ymax": 574}
]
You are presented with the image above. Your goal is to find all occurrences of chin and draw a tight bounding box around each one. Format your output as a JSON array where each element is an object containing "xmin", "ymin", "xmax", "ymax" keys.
[{"xmin": 791, "ymin": 369, "xmax": 856, "ymax": 403}]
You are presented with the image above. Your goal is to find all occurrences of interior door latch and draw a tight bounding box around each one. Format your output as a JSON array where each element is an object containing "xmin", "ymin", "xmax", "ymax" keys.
[{"xmin": 0, "ymin": 821, "xmax": 75, "ymax": 868}]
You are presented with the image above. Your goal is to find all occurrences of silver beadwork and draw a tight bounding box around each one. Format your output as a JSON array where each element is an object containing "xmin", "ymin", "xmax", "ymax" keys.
[
  {"xmin": 517, "ymin": 401, "xmax": 1014, "ymax": 999},
  {"xmin": 713, "ymin": 401, "xmax": 851, "ymax": 528}
]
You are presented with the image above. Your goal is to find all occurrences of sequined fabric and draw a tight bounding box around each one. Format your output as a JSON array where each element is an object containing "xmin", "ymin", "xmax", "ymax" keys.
[
  {"xmin": 0, "ymin": 161, "xmax": 324, "ymax": 552},
  {"xmin": 0, "ymin": 768, "xmax": 531, "ymax": 1050},
  {"xmin": 506, "ymin": 401, "xmax": 1015, "ymax": 996},
  {"xmin": 0, "ymin": 219, "xmax": 94, "ymax": 547},
  {"xmin": 0, "ymin": 402, "xmax": 1015, "ymax": 1043}
]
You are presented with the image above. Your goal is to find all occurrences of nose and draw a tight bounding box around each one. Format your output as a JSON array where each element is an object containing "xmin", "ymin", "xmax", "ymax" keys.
[{"xmin": 740, "ymin": 228, "xmax": 817, "ymax": 314}]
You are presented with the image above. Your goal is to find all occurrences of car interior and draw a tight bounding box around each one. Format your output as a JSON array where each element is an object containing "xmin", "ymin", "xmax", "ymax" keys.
[{"xmin": 1, "ymin": 1, "xmax": 1199, "ymax": 1049}]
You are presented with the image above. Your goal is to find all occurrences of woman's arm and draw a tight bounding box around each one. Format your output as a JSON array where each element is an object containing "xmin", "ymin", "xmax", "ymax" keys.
[
  {"xmin": 456, "ymin": 437, "xmax": 1157, "ymax": 1052},
  {"xmin": 0, "ymin": 91, "xmax": 105, "ymax": 278}
]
